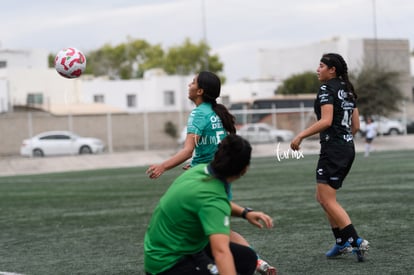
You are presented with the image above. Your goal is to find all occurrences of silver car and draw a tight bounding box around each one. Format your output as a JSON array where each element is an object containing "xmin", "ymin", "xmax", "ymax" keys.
[
  {"xmin": 237, "ymin": 123, "xmax": 294, "ymax": 143},
  {"xmin": 20, "ymin": 131, "xmax": 105, "ymax": 157}
]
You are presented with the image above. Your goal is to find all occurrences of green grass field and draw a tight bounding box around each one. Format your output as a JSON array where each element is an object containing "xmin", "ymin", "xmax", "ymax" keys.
[{"xmin": 0, "ymin": 150, "xmax": 413, "ymax": 275}]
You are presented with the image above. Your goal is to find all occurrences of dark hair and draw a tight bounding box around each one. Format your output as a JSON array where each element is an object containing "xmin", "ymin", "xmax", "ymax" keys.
[
  {"xmin": 320, "ymin": 53, "xmax": 358, "ymax": 100},
  {"xmin": 197, "ymin": 71, "xmax": 236, "ymax": 134},
  {"xmin": 210, "ymin": 134, "xmax": 252, "ymax": 178}
]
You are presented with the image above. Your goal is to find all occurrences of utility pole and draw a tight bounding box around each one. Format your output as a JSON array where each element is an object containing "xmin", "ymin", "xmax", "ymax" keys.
[
  {"xmin": 372, "ymin": 0, "xmax": 378, "ymax": 68},
  {"xmin": 201, "ymin": 0, "xmax": 209, "ymax": 70}
]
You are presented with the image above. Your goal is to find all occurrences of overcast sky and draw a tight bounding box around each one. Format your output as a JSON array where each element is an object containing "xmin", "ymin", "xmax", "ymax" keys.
[{"xmin": 0, "ymin": 0, "xmax": 412, "ymax": 82}]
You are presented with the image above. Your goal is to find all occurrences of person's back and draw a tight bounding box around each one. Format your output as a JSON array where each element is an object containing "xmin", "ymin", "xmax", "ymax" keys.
[
  {"xmin": 144, "ymin": 164, "xmax": 230, "ymax": 274},
  {"xmin": 144, "ymin": 134, "xmax": 274, "ymax": 275},
  {"xmin": 188, "ymin": 102, "xmax": 227, "ymax": 166}
]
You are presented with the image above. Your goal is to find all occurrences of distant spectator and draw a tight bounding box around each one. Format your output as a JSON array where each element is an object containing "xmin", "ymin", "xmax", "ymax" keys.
[{"xmin": 364, "ymin": 117, "xmax": 377, "ymax": 157}]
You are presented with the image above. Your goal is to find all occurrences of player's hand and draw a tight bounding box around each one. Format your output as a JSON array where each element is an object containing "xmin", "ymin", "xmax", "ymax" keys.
[
  {"xmin": 182, "ymin": 163, "xmax": 191, "ymax": 170},
  {"xmin": 290, "ymin": 135, "xmax": 303, "ymax": 151},
  {"xmin": 245, "ymin": 211, "xmax": 274, "ymax": 229},
  {"xmin": 146, "ymin": 164, "xmax": 165, "ymax": 179}
]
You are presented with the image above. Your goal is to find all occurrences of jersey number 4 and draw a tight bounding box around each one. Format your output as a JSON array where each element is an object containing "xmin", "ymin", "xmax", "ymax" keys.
[{"xmin": 341, "ymin": 110, "xmax": 352, "ymax": 128}]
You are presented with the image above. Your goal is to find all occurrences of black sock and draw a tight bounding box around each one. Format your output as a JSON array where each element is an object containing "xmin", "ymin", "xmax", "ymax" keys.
[
  {"xmin": 340, "ymin": 224, "xmax": 359, "ymax": 247},
  {"xmin": 331, "ymin": 227, "xmax": 342, "ymax": 245}
]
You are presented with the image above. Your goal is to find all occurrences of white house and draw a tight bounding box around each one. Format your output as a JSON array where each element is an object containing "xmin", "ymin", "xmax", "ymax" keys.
[
  {"xmin": 0, "ymin": 79, "xmax": 7, "ymax": 112},
  {"xmin": 0, "ymin": 48, "xmax": 48, "ymax": 69},
  {"xmin": 81, "ymin": 69, "xmax": 194, "ymax": 113},
  {"xmin": 0, "ymin": 48, "xmax": 195, "ymax": 114},
  {"xmin": 220, "ymin": 78, "xmax": 282, "ymax": 104},
  {"xmin": 0, "ymin": 48, "xmax": 49, "ymax": 112}
]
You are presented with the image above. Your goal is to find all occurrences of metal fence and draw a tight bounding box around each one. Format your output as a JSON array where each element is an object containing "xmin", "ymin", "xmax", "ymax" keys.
[
  {"xmin": 0, "ymin": 111, "xmax": 189, "ymax": 156},
  {"xmin": 0, "ymin": 107, "xmax": 315, "ymax": 157}
]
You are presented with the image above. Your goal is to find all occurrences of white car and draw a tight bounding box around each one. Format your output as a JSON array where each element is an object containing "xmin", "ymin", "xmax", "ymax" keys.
[
  {"xmin": 237, "ymin": 123, "xmax": 294, "ymax": 143},
  {"xmin": 359, "ymin": 116, "xmax": 405, "ymax": 136},
  {"xmin": 20, "ymin": 131, "xmax": 105, "ymax": 157},
  {"xmin": 177, "ymin": 127, "xmax": 187, "ymax": 146}
]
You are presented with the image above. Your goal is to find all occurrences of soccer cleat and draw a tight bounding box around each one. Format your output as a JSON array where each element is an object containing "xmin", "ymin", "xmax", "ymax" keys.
[
  {"xmin": 256, "ymin": 259, "xmax": 277, "ymax": 275},
  {"xmin": 353, "ymin": 238, "xmax": 369, "ymax": 262},
  {"xmin": 325, "ymin": 242, "xmax": 353, "ymax": 258}
]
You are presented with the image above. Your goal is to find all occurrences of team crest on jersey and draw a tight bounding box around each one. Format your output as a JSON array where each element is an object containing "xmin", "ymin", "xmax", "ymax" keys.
[{"xmin": 338, "ymin": 89, "xmax": 347, "ymax": 100}]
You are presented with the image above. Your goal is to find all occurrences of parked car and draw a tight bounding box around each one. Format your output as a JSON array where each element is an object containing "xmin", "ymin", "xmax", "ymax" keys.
[
  {"xmin": 406, "ymin": 120, "xmax": 414, "ymax": 134},
  {"xmin": 177, "ymin": 126, "xmax": 187, "ymax": 146},
  {"xmin": 20, "ymin": 131, "xmax": 105, "ymax": 157},
  {"xmin": 237, "ymin": 123, "xmax": 294, "ymax": 143},
  {"xmin": 359, "ymin": 116, "xmax": 405, "ymax": 136}
]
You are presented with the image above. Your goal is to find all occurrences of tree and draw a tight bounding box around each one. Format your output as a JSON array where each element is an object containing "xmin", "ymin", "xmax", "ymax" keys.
[
  {"xmin": 163, "ymin": 38, "xmax": 223, "ymax": 77},
  {"xmin": 351, "ymin": 65, "xmax": 405, "ymax": 118},
  {"xmin": 48, "ymin": 54, "xmax": 55, "ymax": 68},
  {"xmin": 48, "ymin": 38, "xmax": 224, "ymax": 81},
  {"xmin": 83, "ymin": 39, "xmax": 162, "ymax": 79},
  {"xmin": 275, "ymin": 71, "xmax": 320, "ymax": 95}
]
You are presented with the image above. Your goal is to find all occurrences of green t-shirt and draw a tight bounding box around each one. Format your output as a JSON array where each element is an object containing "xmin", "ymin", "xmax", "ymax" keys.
[
  {"xmin": 144, "ymin": 164, "xmax": 231, "ymax": 274},
  {"xmin": 187, "ymin": 102, "xmax": 227, "ymax": 167}
]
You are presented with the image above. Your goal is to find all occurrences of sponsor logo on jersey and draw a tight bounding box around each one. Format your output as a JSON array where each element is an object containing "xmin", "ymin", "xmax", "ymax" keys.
[
  {"xmin": 224, "ymin": 216, "xmax": 230, "ymax": 226},
  {"xmin": 343, "ymin": 134, "xmax": 354, "ymax": 142},
  {"xmin": 341, "ymin": 101, "xmax": 355, "ymax": 110}
]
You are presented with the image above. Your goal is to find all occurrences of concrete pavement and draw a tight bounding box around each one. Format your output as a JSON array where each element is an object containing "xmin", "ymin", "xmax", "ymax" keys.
[{"xmin": 0, "ymin": 135, "xmax": 412, "ymax": 177}]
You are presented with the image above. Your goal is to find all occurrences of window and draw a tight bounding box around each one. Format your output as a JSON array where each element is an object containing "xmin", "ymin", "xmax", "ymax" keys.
[
  {"xmin": 0, "ymin": 61, "xmax": 7, "ymax": 68},
  {"xmin": 27, "ymin": 93, "xmax": 43, "ymax": 105},
  {"xmin": 164, "ymin": 90, "xmax": 175, "ymax": 106},
  {"xmin": 40, "ymin": 135, "xmax": 70, "ymax": 140},
  {"xmin": 94, "ymin": 94, "xmax": 105, "ymax": 103},
  {"xmin": 127, "ymin": 94, "xmax": 137, "ymax": 107},
  {"xmin": 258, "ymin": 126, "xmax": 269, "ymax": 133}
]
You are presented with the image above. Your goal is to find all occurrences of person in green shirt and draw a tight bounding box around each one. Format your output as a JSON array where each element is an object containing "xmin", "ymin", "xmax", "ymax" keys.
[
  {"xmin": 146, "ymin": 71, "xmax": 277, "ymax": 274},
  {"xmin": 146, "ymin": 71, "xmax": 235, "ymax": 177},
  {"xmin": 144, "ymin": 134, "xmax": 273, "ymax": 275}
]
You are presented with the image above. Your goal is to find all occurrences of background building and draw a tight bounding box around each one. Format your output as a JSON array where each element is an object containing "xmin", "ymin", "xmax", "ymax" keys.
[
  {"xmin": 257, "ymin": 37, "xmax": 413, "ymax": 117},
  {"xmin": 1, "ymin": 38, "xmax": 412, "ymax": 117},
  {"xmin": 0, "ymin": 49, "xmax": 194, "ymax": 115},
  {"xmin": 0, "ymin": 38, "xmax": 412, "ymax": 156}
]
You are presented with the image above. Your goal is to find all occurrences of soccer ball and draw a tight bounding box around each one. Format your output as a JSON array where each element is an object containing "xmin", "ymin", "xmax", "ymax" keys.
[{"xmin": 54, "ymin": 47, "xmax": 86, "ymax": 79}]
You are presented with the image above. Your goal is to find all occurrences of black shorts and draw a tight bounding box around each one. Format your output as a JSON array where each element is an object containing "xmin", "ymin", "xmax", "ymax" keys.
[
  {"xmin": 316, "ymin": 144, "xmax": 355, "ymax": 189},
  {"xmin": 146, "ymin": 242, "xmax": 256, "ymax": 275},
  {"xmin": 365, "ymin": 137, "xmax": 374, "ymax": 143}
]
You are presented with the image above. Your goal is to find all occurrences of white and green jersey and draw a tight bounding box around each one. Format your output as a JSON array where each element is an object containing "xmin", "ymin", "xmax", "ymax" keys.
[{"xmin": 187, "ymin": 102, "xmax": 227, "ymax": 167}]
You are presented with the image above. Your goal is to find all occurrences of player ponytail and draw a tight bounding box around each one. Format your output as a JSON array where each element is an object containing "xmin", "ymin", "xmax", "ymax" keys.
[
  {"xmin": 211, "ymin": 134, "xmax": 251, "ymax": 178},
  {"xmin": 321, "ymin": 53, "xmax": 358, "ymax": 100},
  {"xmin": 197, "ymin": 71, "xmax": 236, "ymax": 134}
]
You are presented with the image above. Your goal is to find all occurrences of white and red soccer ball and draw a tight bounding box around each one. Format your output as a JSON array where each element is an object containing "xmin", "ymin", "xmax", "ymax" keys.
[{"xmin": 54, "ymin": 47, "xmax": 86, "ymax": 79}]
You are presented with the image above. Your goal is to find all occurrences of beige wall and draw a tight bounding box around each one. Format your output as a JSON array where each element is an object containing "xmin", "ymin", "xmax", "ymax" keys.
[{"xmin": 0, "ymin": 111, "xmax": 189, "ymax": 156}]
